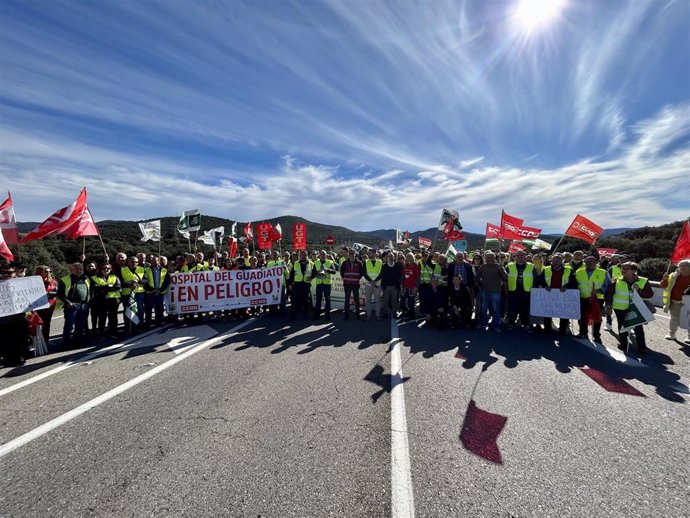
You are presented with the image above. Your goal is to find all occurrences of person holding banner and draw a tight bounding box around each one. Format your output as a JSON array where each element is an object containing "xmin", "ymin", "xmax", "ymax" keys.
[
  {"xmin": 605, "ymin": 262, "xmax": 653, "ymax": 353},
  {"xmin": 538, "ymin": 254, "xmax": 578, "ymax": 335},
  {"xmin": 660, "ymin": 260, "xmax": 690, "ymax": 343}
]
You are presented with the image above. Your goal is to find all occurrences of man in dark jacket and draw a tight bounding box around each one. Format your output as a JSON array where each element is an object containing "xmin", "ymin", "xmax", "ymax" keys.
[{"xmin": 58, "ymin": 262, "xmax": 91, "ymax": 349}]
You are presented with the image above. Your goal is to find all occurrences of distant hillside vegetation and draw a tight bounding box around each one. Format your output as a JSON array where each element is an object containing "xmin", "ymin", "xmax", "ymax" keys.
[{"xmin": 7, "ymin": 216, "xmax": 687, "ymax": 281}]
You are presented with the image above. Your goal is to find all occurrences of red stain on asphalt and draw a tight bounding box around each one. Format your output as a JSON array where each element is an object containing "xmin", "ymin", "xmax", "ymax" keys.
[
  {"xmin": 460, "ymin": 400, "xmax": 507, "ymax": 464},
  {"xmin": 579, "ymin": 368, "xmax": 646, "ymax": 397}
]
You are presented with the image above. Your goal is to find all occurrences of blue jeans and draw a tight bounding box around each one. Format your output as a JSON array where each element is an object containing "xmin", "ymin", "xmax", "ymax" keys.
[
  {"xmin": 480, "ymin": 291, "xmax": 502, "ymax": 329},
  {"xmin": 314, "ymin": 284, "xmax": 331, "ymax": 317},
  {"xmin": 62, "ymin": 302, "xmax": 89, "ymax": 347}
]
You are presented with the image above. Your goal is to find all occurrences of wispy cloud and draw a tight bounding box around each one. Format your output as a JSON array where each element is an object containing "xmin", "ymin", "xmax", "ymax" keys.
[{"xmin": 0, "ymin": 0, "xmax": 688, "ymax": 232}]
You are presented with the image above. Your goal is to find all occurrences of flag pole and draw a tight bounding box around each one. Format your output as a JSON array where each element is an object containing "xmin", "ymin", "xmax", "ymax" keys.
[
  {"xmin": 82, "ymin": 235, "xmax": 86, "ymax": 259},
  {"xmin": 551, "ymin": 234, "xmax": 566, "ymax": 255}
]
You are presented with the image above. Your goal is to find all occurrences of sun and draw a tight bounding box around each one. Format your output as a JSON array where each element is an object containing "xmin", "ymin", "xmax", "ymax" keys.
[{"xmin": 512, "ymin": 0, "xmax": 567, "ymax": 33}]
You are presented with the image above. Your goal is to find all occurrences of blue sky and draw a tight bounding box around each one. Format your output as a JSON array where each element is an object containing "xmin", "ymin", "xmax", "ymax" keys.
[{"xmin": 1, "ymin": 0, "xmax": 688, "ymax": 233}]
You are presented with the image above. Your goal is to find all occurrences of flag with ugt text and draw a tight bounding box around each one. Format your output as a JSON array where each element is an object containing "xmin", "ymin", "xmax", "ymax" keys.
[
  {"xmin": 438, "ymin": 208, "xmax": 464, "ymax": 241},
  {"xmin": 0, "ymin": 193, "xmax": 19, "ymax": 245},
  {"xmin": 671, "ymin": 221, "xmax": 690, "ymax": 264},
  {"xmin": 293, "ymin": 223, "xmax": 307, "ymax": 250},
  {"xmin": 564, "ymin": 214, "xmax": 603, "ymax": 245},
  {"xmin": 257, "ymin": 222, "xmax": 273, "ymax": 250},
  {"xmin": 22, "ymin": 188, "xmax": 99, "ymax": 242}
]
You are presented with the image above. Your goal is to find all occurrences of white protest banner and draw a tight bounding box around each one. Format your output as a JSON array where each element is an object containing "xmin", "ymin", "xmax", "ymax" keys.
[
  {"xmin": 166, "ymin": 266, "xmax": 284, "ymax": 314},
  {"xmin": 530, "ymin": 288, "xmax": 581, "ymax": 319},
  {"xmin": 619, "ymin": 291, "xmax": 655, "ymax": 332},
  {"xmin": 0, "ymin": 276, "xmax": 50, "ymax": 317},
  {"xmin": 680, "ymin": 295, "xmax": 690, "ymax": 330}
]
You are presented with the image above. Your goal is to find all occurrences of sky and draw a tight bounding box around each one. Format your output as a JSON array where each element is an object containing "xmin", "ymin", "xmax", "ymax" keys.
[{"xmin": 1, "ymin": 0, "xmax": 689, "ymax": 233}]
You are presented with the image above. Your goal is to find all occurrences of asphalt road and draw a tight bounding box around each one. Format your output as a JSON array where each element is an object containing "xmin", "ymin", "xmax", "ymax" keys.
[{"xmin": 1, "ymin": 310, "xmax": 688, "ymax": 518}]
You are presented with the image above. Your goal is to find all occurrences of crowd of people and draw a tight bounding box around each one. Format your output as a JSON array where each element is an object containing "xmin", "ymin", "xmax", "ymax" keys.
[{"xmin": 1, "ymin": 245, "xmax": 688, "ymax": 367}]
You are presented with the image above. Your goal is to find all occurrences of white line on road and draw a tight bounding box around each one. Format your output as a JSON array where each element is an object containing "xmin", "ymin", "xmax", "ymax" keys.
[
  {"xmin": 0, "ymin": 324, "xmax": 174, "ymax": 399},
  {"xmin": 0, "ymin": 319, "xmax": 255, "ymax": 459},
  {"xmin": 390, "ymin": 318, "xmax": 415, "ymax": 518}
]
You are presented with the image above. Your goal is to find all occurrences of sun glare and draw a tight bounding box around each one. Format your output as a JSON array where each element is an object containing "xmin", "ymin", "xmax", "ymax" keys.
[{"xmin": 513, "ymin": 0, "xmax": 566, "ymax": 34}]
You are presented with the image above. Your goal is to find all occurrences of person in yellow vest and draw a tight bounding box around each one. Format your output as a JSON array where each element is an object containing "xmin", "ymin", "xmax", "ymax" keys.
[
  {"xmin": 289, "ymin": 250, "xmax": 313, "ymax": 320},
  {"xmin": 605, "ymin": 262, "xmax": 654, "ymax": 353},
  {"xmin": 267, "ymin": 250, "xmax": 289, "ymax": 315},
  {"xmin": 605, "ymin": 254, "xmax": 624, "ymax": 331},
  {"xmin": 660, "ymin": 260, "xmax": 690, "ymax": 344},
  {"xmin": 505, "ymin": 250, "xmax": 535, "ymax": 331},
  {"xmin": 144, "ymin": 255, "xmax": 169, "ymax": 327},
  {"xmin": 418, "ymin": 250, "xmax": 435, "ymax": 316},
  {"xmin": 119, "ymin": 256, "xmax": 147, "ymax": 333},
  {"xmin": 206, "ymin": 256, "xmax": 220, "ymax": 271},
  {"xmin": 313, "ymin": 250, "xmax": 337, "ymax": 320},
  {"xmin": 537, "ymin": 253, "xmax": 578, "ymax": 335},
  {"xmin": 90, "ymin": 263, "xmax": 121, "ymax": 339},
  {"xmin": 575, "ymin": 256, "xmax": 610, "ymax": 343},
  {"xmin": 363, "ymin": 248, "xmax": 383, "ymax": 320},
  {"xmin": 57, "ymin": 262, "xmax": 91, "ymax": 349}
]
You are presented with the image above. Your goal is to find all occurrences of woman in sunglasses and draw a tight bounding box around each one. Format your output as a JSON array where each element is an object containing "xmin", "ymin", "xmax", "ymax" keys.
[{"xmin": 35, "ymin": 265, "xmax": 59, "ymax": 344}]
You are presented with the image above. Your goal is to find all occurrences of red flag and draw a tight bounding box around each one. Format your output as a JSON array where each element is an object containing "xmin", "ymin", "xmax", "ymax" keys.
[
  {"xmin": 404, "ymin": 230, "xmax": 410, "ymax": 241},
  {"xmin": 293, "ymin": 222, "xmax": 307, "ymax": 251},
  {"xmin": 596, "ymin": 248, "xmax": 618, "ymax": 257},
  {"xmin": 564, "ymin": 214, "xmax": 603, "ymax": 245},
  {"xmin": 271, "ymin": 223, "xmax": 283, "ymax": 241},
  {"xmin": 671, "ymin": 221, "xmax": 690, "ymax": 263},
  {"xmin": 441, "ymin": 217, "xmax": 465, "ymax": 241},
  {"xmin": 21, "ymin": 188, "xmax": 99, "ymax": 242},
  {"xmin": 227, "ymin": 237, "xmax": 238, "ymax": 258},
  {"xmin": 485, "ymin": 223, "xmax": 501, "ymax": 239},
  {"xmin": 244, "ymin": 222, "xmax": 253, "ymax": 240},
  {"xmin": 508, "ymin": 241, "xmax": 526, "ymax": 253},
  {"xmin": 257, "ymin": 222, "xmax": 273, "ymax": 250},
  {"xmin": 0, "ymin": 193, "xmax": 19, "ymax": 245},
  {"xmin": 0, "ymin": 225, "xmax": 13, "ymax": 261},
  {"xmin": 418, "ymin": 236, "xmax": 432, "ymax": 248},
  {"xmin": 499, "ymin": 210, "xmax": 524, "ymax": 240}
]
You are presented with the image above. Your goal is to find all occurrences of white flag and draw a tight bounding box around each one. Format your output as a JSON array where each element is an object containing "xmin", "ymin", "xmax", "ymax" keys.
[
  {"xmin": 230, "ymin": 221, "xmax": 237, "ymax": 237},
  {"xmin": 197, "ymin": 226, "xmax": 225, "ymax": 246},
  {"xmin": 139, "ymin": 220, "xmax": 161, "ymax": 242},
  {"xmin": 178, "ymin": 209, "xmax": 201, "ymax": 239},
  {"xmin": 396, "ymin": 228, "xmax": 405, "ymax": 244}
]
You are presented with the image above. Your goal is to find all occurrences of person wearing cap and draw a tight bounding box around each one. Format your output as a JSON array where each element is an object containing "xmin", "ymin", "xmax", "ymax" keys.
[
  {"xmin": 660, "ymin": 260, "xmax": 690, "ymax": 344},
  {"xmin": 90, "ymin": 263, "xmax": 121, "ymax": 338},
  {"xmin": 313, "ymin": 250, "xmax": 337, "ymax": 320},
  {"xmin": 58, "ymin": 262, "xmax": 91, "ymax": 349},
  {"xmin": 605, "ymin": 262, "xmax": 654, "ymax": 353}
]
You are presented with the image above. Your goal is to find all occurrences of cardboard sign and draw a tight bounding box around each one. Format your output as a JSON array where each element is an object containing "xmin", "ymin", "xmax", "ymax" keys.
[
  {"xmin": 530, "ymin": 288, "xmax": 581, "ymax": 319},
  {"xmin": 0, "ymin": 276, "xmax": 50, "ymax": 317},
  {"xmin": 166, "ymin": 266, "xmax": 284, "ymax": 314}
]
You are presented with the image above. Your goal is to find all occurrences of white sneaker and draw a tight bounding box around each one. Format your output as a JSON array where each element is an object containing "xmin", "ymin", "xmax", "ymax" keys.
[
  {"xmin": 665, "ymin": 334, "xmax": 676, "ymax": 340},
  {"xmin": 605, "ymin": 322, "xmax": 612, "ymax": 331},
  {"xmin": 684, "ymin": 338, "xmax": 690, "ymax": 345}
]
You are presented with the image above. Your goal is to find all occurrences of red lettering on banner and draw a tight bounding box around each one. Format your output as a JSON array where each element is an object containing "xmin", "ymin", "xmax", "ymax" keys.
[{"xmin": 178, "ymin": 286, "xmax": 198, "ymax": 302}]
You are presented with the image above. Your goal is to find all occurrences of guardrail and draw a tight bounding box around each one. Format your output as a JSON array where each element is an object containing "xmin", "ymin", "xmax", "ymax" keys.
[{"xmin": 650, "ymin": 281, "xmax": 664, "ymax": 307}]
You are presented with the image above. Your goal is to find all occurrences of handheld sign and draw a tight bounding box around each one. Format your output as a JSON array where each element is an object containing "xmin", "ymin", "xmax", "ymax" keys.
[
  {"xmin": 619, "ymin": 291, "xmax": 655, "ymax": 332},
  {"xmin": 530, "ymin": 288, "xmax": 581, "ymax": 320},
  {"xmin": 0, "ymin": 276, "xmax": 50, "ymax": 317}
]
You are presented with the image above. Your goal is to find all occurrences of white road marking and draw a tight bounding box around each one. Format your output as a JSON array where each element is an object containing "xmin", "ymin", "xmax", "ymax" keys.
[
  {"xmin": 0, "ymin": 319, "xmax": 255, "ymax": 459},
  {"xmin": 0, "ymin": 324, "xmax": 173, "ymax": 399},
  {"xmin": 390, "ymin": 318, "xmax": 415, "ymax": 518}
]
